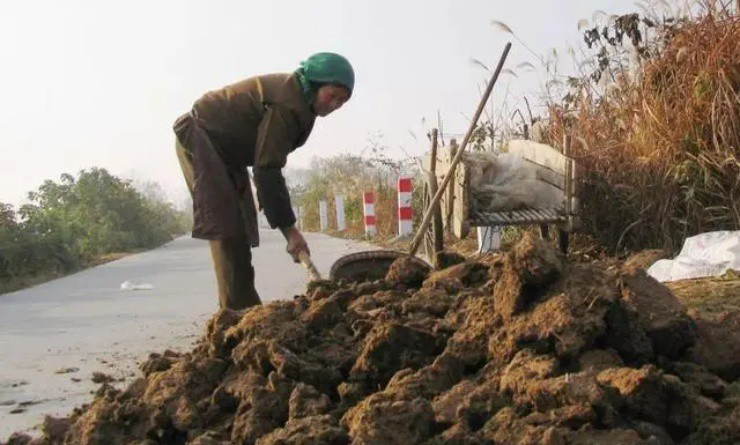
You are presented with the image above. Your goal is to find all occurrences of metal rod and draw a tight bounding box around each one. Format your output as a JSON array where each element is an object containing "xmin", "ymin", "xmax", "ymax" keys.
[{"xmin": 409, "ymin": 42, "xmax": 512, "ymax": 256}]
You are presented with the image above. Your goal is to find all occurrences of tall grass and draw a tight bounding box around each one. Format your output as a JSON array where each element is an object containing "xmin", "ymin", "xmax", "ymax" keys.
[
  {"xmin": 544, "ymin": 6, "xmax": 739, "ymax": 253},
  {"xmin": 484, "ymin": 2, "xmax": 738, "ymax": 253}
]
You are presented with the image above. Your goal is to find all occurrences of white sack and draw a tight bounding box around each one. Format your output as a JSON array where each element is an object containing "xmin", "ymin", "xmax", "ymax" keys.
[{"xmin": 647, "ymin": 231, "xmax": 740, "ymax": 282}]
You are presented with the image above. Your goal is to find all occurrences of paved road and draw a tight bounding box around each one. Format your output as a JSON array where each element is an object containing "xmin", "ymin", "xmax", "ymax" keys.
[{"xmin": 0, "ymin": 230, "xmax": 377, "ymax": 439}]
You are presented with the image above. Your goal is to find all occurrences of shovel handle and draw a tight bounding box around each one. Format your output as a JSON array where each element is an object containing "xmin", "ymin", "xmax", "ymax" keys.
[
  {"xmin": 408, "ymin": 42, "xmax": 512, "ymax": 256},
  {"xmin": 297, "ymin": 251, "xmax": 322, "ymax": 281}
]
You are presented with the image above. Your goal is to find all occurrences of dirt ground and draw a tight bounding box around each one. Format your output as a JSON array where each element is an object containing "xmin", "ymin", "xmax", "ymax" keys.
[{"xmin": 4, "ymin": 233, "xmax": 739, "ymax": 445}]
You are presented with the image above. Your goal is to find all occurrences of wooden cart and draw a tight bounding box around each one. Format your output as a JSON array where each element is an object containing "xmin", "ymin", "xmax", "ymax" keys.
[{"xmin": 421, "ymin": 138, "xmax": 578, "ymax": 258}]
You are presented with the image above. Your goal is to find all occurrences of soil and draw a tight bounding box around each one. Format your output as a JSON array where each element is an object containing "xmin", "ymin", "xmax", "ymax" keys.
[{"xmin": 4, "ymin": 233, "xmax": 739, "ymax": 445}]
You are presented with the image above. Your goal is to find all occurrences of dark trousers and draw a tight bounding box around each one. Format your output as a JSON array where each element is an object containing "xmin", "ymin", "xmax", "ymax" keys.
[{"xmin": 176, "ymin": 137, "xmax": 261, "ymax": 310}]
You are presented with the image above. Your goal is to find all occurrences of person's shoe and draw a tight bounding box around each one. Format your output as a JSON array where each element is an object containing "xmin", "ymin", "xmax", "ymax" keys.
[
  {"xmin": 234, "ymin": 308, "xmax": 249, "ymax": 318},
  {"xmin": 222, "ymin": 307, "xmax": 248, "ymax": 319}
]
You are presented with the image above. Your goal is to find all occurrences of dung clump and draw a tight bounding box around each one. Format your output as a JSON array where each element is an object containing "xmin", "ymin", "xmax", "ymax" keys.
[
  {"xmin": 8, "ymin": 232, "xmax": 739, "ymax": 445},
  {"xmin": 385, "ymin": 256, "xmax": 431, "ymax": 288}
]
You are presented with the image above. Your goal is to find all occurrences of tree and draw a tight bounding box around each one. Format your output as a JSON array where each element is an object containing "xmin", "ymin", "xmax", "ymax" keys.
[{"xmin": 2, "ymin": 168, "xmax": 191, "ymax": 290}]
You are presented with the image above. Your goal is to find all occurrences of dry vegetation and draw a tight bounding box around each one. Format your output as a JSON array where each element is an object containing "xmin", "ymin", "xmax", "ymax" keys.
[{"xmin": 542, "ymin": 3, "xmax": 739, "ymax": 253}]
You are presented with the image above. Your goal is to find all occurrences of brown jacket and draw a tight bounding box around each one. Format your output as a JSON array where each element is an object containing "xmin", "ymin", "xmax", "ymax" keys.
[{"xmin": 174, "ymin": 73, "xmax": 316, "ymax": 244}]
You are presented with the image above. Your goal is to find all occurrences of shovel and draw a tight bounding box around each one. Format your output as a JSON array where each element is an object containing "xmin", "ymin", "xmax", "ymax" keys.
[
  {"xmin": 317, "ymin": 43, "xmax": 512, "ymax": 283},
  {"xmin": 298, "ymin": 249, "xmax": 432, "ymax": 283},
  {"xmin": 297, "ymin": 251, "xmax": 323, "ymax": 282},
  {"xmin": 298, "ymin": 246, "xmax": 433, "ymax": 284}
]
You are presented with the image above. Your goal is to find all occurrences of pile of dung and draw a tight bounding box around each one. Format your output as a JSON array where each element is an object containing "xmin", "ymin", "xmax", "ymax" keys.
[{"xmin": 5, "ymin": 233, "xmax": 740, "ymax": 445}]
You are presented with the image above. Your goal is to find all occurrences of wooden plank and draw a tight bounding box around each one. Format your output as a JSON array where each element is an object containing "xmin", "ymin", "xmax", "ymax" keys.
[
  {"xmin": 423, "ymin": 145, "xmax": 450, "ymax": 228},
  {"xmin": 522, "ymin": 160, "xmax": 566, "ymax": 190},
  {"xmin": 507, "ymin": 139, "xmax": 569, "ymax": 174},
  {"xmin": 423, "ymin": 141, "xmax": 469, "ymax": 239},
  {"xmin": 452, "ymin": 157, "xmax": 469, "ymax": 238}
]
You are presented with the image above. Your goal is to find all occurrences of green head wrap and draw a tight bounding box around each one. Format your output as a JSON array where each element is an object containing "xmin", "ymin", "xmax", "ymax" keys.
[{"xmin": 295, "ymin": 52, "xmax": 355, "ymax": 105}]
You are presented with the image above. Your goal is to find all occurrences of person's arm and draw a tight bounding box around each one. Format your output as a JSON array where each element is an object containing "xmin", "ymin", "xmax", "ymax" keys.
[
  {"xmin": 252, "ymin": 103, "xmax": 308, "ymax": 259},
  {"xmin": 279, "ymin": 224, "xmax": 310, "ymax": 258},
  {"xmin": 252, "ymin": 166, "xmax": 295, "ymax": 230}
]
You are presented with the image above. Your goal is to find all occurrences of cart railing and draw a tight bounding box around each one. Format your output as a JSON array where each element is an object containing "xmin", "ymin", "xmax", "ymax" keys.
[{"xmin": 422, "ymin": 139, "xmax": 578, "ymax": 254}]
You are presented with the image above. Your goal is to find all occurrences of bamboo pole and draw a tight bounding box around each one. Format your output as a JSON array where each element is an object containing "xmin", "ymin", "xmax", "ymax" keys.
[
  {"xmin": 430, "ymin": 128, "xmax": 439, "ymax": 176},
  {"xmin": 409, "ymin": 42, "xmax": 512, "ymax": 256}
]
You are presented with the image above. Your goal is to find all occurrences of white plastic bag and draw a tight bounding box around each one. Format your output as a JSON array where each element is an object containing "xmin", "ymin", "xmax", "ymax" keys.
[
  {"xmin": 476, "ymin": 180, "xmax": 564, "ymax": 211},
  {"xmin": 647, "ymin": 231, "xmax": 740, "ymax": 282},
  {"xmin": 467, "ymin": 152, "xmax": 535, "ymax": 189},
  {"xmin": 120, "ymin": 280, "xmax": 154, "ymax": 291},
  {"xmin": 477, "ymin": 226, "xmax": 502, "ymax": 252},
  {"xmin": 467, "ymin": 152, "xmax": 564, "ymax": 211}
]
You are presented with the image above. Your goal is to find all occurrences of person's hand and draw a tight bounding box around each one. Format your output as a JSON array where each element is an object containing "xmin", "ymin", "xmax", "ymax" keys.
[{"xmin": 283, "ymin": 226, "xmax": 309, "ymax": 262}]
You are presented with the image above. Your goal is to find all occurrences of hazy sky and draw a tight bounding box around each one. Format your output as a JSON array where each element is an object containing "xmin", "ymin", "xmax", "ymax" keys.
[{"xmin": 0, "ymin": 0, "xmax": 641, "ymax": 208}]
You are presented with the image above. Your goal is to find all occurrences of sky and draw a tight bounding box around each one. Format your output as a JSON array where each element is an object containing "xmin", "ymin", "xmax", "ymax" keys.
[{"xmin": 0, "ymin": 0, "xmax": 643, "ymax": 209}]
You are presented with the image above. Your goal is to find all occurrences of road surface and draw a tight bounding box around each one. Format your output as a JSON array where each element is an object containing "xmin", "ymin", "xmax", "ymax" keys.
[{"xmin": 0, "ymin": 230, "xmax": 377, "ymax": 440}]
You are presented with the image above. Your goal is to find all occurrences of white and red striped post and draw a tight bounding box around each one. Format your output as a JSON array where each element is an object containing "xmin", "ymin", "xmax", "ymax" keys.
[
  {"xmin": 362, "ymin": 192, "xmax": 377, "ymax": 237},
  {"xmin": 335, "ymin": 195, "xmax": 346, "ymax": 232},
  {"xmin": 397, "ymin": 177, "xmax": 413, "ymax": 236}
]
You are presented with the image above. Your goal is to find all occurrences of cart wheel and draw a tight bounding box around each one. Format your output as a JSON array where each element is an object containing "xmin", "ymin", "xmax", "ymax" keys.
[
  {"xmin": 330, "ymin": 250, "xmax": 432, "ymax": 282},
  {"xmin": 422, "ymin": 172, "xmax": 444, "ymax": 266}
]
